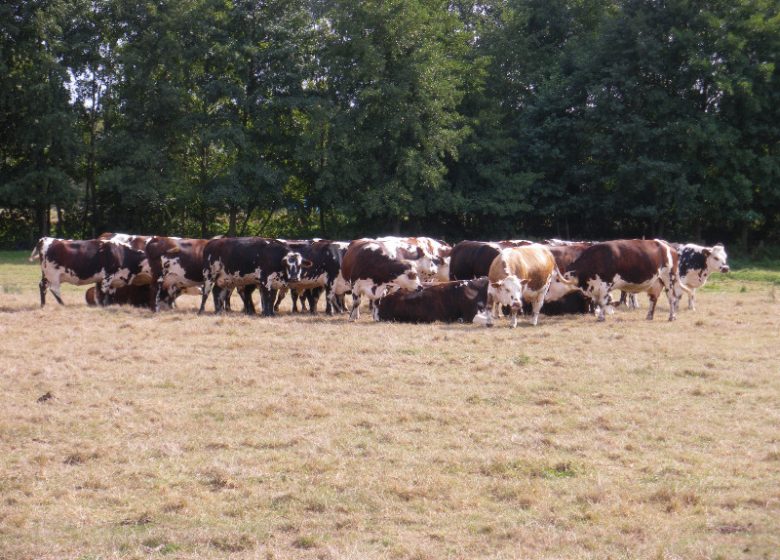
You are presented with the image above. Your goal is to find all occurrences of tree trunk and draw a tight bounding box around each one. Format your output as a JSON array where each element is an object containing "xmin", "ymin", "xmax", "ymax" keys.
[
  {"xmin": 55, "ymin": 205, "xmax": 64, "ymax": 238},
  {"xmin": 228, "ymin": 205, "xmax": 237, "ymax": 237},
  {"xmin": 739, "ymin": 223, "xmax": 749, "ymax": 252}
]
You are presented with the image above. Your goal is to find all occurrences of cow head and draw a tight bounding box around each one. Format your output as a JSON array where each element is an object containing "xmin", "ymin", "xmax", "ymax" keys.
[
  {"xmin": 489, "ymin": 276, "xmax": 526, "ymax": 310},
  {"xmin": 392, "ymin": 269, "xmax": 421, "ymax": 292},
  {"xmin": 282, "ymin": 252, "xmax": 311, "ymax": 283},
  {"xmin": 704, "ymin": 244, "xmax": 729, "ymax": 273}
]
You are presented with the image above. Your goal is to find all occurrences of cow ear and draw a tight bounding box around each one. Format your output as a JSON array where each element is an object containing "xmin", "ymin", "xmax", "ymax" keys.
[
  {"xmin": 302, "ymin": 259, "xmax": 314, "ymax": 268},
  {"xmin": 702, "ymin": 248, "xmax": 711, "ymax": 257},
  {"xmin": 490, "ymin": 281, "xmax": 502, "ymax": 289}
]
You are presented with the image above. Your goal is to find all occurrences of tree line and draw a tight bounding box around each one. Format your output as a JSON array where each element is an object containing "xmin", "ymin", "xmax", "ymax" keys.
[{"xmin": 1, "ymin": 0, "xmax": 778, "ymax": 249}]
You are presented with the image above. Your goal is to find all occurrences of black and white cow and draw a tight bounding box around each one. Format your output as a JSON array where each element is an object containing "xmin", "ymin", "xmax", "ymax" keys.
[
  {"xmin": 199, "ymin": 237, "xmax": 309, "ymax": 315},
  {"xmin": 676, "ymin": 243, "xmax": 729, "ymax": 310}
]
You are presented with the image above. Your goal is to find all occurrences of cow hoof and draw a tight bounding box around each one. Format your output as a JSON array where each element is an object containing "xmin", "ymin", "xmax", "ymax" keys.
[{"xmin": 597, "ymin": 316, "xmax": 606, "ymax": 322}]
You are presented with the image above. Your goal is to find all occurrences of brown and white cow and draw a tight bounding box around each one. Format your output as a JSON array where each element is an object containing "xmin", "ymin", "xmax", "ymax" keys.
[
  {"xmin": 564, "ymin": 239, "xmax": 681, "ymax": 322},
  {"xmin": 375, "ymin": 236, "xmax": 452, "ymax": 282},
  {"xmin": 30, "ymin": 237, "xmax": 104, "ymax": 306},
  {"xmin": 336, "ymin": 239, "xmax": 421, "ymax": 321},
  {"xmin": 487, "ymin": 244, "xmax": 559, "ymax": 327},
  {"xmin": 377, "ymin": 277, "xmax": 493, "ymax": 326}
]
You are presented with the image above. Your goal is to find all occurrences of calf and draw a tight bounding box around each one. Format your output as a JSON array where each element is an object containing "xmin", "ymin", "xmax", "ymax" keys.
[
  {"xmin": 564, "ymin": 239, "xmax": 680, "ymax": 322},
  {"xmin": 199, "ymin": 237, "xmax": 309, "ymax": 315},
  {"xmin": 487, "ymin": 244, "xmax": 559, "ymax": 327},
  {"xmin": 676, "ymin": 243, "xmax": 729, "ymax": 310},
  {"xmin": 377, "ymin": 277, "xmax": 493, "ymax": 326},
  {"xmin": 336, "ymin": 239, "xmax": 421, "ymax": 321}
]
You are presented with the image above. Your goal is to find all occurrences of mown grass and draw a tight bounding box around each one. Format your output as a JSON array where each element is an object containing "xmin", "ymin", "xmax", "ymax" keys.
[{"xmin": 1, "ymin": 253, "xmax": 779, "ymax": 559}]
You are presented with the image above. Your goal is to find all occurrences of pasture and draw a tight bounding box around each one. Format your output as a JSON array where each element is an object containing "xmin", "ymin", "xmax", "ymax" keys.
[{"xmin": 1, "ymin": 252, "xmax": 779, "ymax": 560}]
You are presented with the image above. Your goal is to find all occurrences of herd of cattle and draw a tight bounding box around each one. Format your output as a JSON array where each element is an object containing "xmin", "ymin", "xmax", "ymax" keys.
[{"xmin": 28, "ymin": 233, "xmax": 730, "ymax": 326}]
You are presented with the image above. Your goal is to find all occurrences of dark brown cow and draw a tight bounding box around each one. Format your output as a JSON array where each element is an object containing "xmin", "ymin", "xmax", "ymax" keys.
[
  {"xmin": 146, "ymin": 236, "xmax": 210, "ymax": 311},
  {"xmin": 564, "ymin": 239, "xmax": 681, "ymax": 321},
  {"xmin": 199, "ymin": 237, "xmax": 309, "ymax": 315},
  {"xmin": 335, "ymin": 239, "xmax": 421, "ymax": 321},
  {"xmin": 273, "ymin": 239, "xmax": 349, "ymax": 315},
  {"xmin": 449, "ymin": 240, "xmax": 534, "ymax": 281},
  {"xmin": 85, "ymin": 284, "xmax": 153, "ymax": 307},
  {"xmin": 377, "ymin": 278, "xmax": 493, "ymax": 326},
  {"xmin": 532, "ymin": 243, "xmax": 593, "ymax": 315}
]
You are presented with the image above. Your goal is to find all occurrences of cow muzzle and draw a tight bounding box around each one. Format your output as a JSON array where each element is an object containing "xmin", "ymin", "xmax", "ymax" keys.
[{"xmin": 720, "ymin": 265, "xmax": 730, "ymax": 273}]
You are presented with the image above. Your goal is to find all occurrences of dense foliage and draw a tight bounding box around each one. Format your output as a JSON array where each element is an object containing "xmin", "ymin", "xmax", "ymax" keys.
[{"xmin": 1, "ymin": 0, "xmax": 778, "ymax": 247}]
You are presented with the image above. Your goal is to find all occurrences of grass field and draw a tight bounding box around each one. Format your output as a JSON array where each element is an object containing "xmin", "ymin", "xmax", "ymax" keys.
[{"xmin": 1, "ymin": 252, "xmax": 779, "ymax": 560}]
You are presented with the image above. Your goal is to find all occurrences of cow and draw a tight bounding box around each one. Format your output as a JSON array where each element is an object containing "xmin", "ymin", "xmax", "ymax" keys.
[
  {"xmin": 564, "ymin": 239, "xmax": 681, "ymax": 322},
  {"xmin": 30, "ymin": 237, "xmax": 105, "ymax": 306},
  {"xmin": 676, "ymin": 243, "xmax": 729, "ymax": 310},
  {"xmin": 273, "ymin": 239, "xmax": 349, "ymax": 315},
  {"xmin": 85, "ymin": 284, "xmax": 154, "ymax": 307},
  {"xmin": 374, "ymin": 236, "xmax": 441, "ymax": 280},
  {"xmin": 199, "ymin": 237, "xmax": 309, "ymax": 316},
  {"xmin": 377, "ymin": 277, "xmax": 493, "ymax": 326},
  {"xmin": 487, "ymin": 244, "xmax": 560, "ymax": 327},
  {"xmin": 449, "ymin": 240, "xmax": 534, "ymax": 282},
  {"xmin": 335, "ymin": 239, "xmax": 421, "ymax": 321},
  {"xmin": 521, "ymin": 243, "xmax": 592, "ymax": 315},
  {"xmin": 96, "ymin": 238, "xmax": 152, "ymax": 300},
  {"xmin": 146, "ymin": 236, "xmax": 210, "ymax": 311},
  {"xmin": 30, "ymin": 235, "xmax": 151, "ymax": 307}
]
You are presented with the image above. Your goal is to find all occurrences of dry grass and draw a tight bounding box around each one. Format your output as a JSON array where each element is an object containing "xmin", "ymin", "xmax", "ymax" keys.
[{"xmin": 1, "ymin": 256, "xmax": 779, "ymax": 559}]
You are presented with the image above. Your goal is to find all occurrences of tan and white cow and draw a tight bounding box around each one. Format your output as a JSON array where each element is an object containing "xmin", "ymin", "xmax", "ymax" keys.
[{"xmin": 487, "ymin": 244, "xmax": 560, "ymax": 327}]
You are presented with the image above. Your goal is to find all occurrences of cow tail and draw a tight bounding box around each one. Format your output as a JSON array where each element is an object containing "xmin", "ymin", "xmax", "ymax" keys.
[
  {"xmin": 29, "ymin": 239, "xmax": 43, "ymax": 262},
  {"xmin": 554, "ymin": 265, "xmax": 577, "ymax": 286}
]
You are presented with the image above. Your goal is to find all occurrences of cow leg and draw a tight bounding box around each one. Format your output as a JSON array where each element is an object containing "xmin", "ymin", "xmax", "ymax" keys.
[
  {"xmin": 241, "ymin": 285, "xmax": 256, "ymax": 315},
  {"xmin": 260, "ymin": 287, "xmax": 276, "ymax": 317},
  {"xmin": 213, "ymin": 286, "xmax": 228, "ymax": 313},
  {"xmin": 629, "ymin": 293, "xmax": 640, "ymax": 309},
  {"xmin": 48, "ymin": 283, "xmax": 65, "ymax": 306},
  {"xmin": 509, "ymin": 308, "xmax": 518, "ymax": 328},
  {"xmin": 290, "ymin": 290, "xmax": 300, "ymax": 313},
  {"xmin": 274, "ymin": 287, "xmax": 287, "ymax": 313},
  {"xmin": 349, "ymin": 292, "xmax": 361, "ymax": 321},
  {"xmin": 688, "ymin": 290, "xmax": 696, "ymax": 311},
  {"xmin": 151, "ymin": 277, "xmax": 162, "ymax": 312},
  {"xmin": 223, "ymin": 288, "xmax": 233, "ymax": 312},
  {"xmin": 646, "ymin": 293, "xmax": 658, "ymax": 320},
  {"xmin": 665, "ymin": 286, "xmax": 677, "ymax": 322},
  {"xmin": 371, "ymin": 298, "xmax": 381, "ymax": 321},
  {"xmin": 39, "ymin": 276, "xmax": 48, "ymax": 307},
  {"xmin": 307, "ymin": 288, "xmax": 321, "ymax": 314},
  {"xmin": 199, "ymin": 276, "xmax": 214, "ymax": 314}
]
